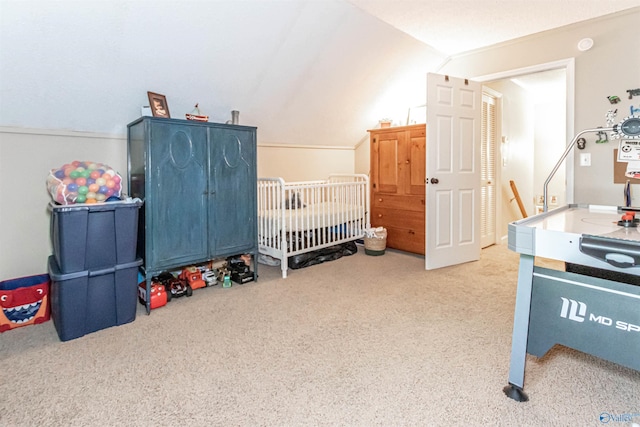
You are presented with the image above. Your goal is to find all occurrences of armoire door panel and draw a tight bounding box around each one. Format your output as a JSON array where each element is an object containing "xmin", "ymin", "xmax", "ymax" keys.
[
  {"xmin": 373, "ymin": 133, "xmax": 400, "ymax": 194},
  {"xmin": 210, "ymin": 128, "xmax": 257, "ymax": 255},
  {"xmin": 407, "ymin": 131, "xmax": 426, "ymax": 196},
  {"xmin": 148, "ymin": 122, "xmax": 209, "ymax": 267}
]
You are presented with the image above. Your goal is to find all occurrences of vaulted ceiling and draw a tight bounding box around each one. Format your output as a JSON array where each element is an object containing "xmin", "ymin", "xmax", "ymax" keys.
[
  {"xmin": 346, "ymin": 0, "xmax": 640, "ymax": 55},
  {"xmin": 1, "ymin": 1, "xmax": 638, "ymax": 148}
]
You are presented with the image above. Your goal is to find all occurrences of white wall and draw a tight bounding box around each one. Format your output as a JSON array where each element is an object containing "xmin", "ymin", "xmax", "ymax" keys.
[
  {"xmin": 533, "ymin": 98, "xmax": 566, "ymax": 210},
  {"xmin": 258, "ymin": 145, "xmax": 354, "ymax": 181},
  {"xmin": 441, "ymin": 8, "xmax": 640, "ymax": 207},
  {"xmin": 0, "ymin": 129, "xmax": 128, "ymax": 279},
  {"xmin": 354, "ymin": 136, "xmax": 370, "ymax": 176}
]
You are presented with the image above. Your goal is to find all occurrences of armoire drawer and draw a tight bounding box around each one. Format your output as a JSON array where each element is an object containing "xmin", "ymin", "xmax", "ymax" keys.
[
  {"xmin": 385, "ymin": 225, "xmax": 425, "ymax": 255},
  {"xmin": 371, "ymin": 207, "xmax": 424, "ymax": 231},
  {"xmin": 372, "ymin": 193, "xmax": 425, "ymax": 212}
]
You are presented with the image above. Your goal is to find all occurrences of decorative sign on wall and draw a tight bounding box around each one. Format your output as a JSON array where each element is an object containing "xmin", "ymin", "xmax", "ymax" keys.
[
  {"xmin": 614, "ymin": 149, "xmax": 640, "ymax": 183},
  {"xmin": 617, "ymin": 140, "xmax": 640, "ymax": 162}
]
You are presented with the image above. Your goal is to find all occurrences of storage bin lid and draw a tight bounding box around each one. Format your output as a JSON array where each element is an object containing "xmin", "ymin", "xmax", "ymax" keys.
[
  {"xmin": 48, "ymin": 199, "xmax": 142, "ymax": 213},
  {"xmin": 47, "ymin": 256, "xmax": 142, "ymax": 281}
]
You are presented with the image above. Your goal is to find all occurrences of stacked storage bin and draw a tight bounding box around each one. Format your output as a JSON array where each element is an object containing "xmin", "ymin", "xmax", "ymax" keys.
[{"xmin": 47, "ymin": 200, "xmax": 142, "ymax": 341}]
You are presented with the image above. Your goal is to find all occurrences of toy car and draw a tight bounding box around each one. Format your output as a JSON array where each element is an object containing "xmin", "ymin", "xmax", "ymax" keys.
[
  {"xmin": 156, "ymin": 272, "xmax": 193, "ymax": 298},
  {"xmin": 227, "ymin": 256, "xmax": 254, "ymax": 284},
  {"xmin": 138, "ymin": 279, "xmax": 169, "ymax": 309},
  {"xmin": 179, "ymin": 266, "xmax": 206, "ymax": 290},
  {"xmin": 201, "ymin": 269, "xmax": 218, "ymax": 286}
]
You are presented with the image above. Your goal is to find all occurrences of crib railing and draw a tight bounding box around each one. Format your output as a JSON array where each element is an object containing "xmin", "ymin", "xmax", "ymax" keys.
[{"xmin": 257, "ymin": 174, "xmax": 370, "ymax": 275}]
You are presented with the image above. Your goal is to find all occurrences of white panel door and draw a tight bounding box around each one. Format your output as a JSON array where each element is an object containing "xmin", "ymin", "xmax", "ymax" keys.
[{"xmin": 425, "ymin": 73, "xmax": 482, "ymax": 270}]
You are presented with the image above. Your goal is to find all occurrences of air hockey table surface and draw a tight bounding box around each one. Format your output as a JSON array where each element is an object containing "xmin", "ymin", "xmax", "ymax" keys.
[
  {"xmin": 509, "ymin": 203, "xmax": 640, "ymax": 270},
  {"xmin": 504, "ymin": 203, "xmax": 640, "ymax": 402}
]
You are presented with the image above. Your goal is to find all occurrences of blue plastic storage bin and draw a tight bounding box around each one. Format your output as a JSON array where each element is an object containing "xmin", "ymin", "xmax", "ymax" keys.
[
  {"xmin": 49, "ymin": 200, "xmax": 142, "ymax": 274},
  {"xmin": 47, "ymin": 256, "xmax": 142, "ymax": 341}
]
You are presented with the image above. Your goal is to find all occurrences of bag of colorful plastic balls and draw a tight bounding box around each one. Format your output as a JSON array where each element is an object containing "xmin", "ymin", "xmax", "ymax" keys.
[{"xmin": 47, "ymin": 161, "xmax": 122, "ymax": 205}]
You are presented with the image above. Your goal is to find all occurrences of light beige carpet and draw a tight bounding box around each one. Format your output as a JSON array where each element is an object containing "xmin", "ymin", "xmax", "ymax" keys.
[{"xmin": 1, "ymin": 244, "xmax": 638, "ymax": 426}]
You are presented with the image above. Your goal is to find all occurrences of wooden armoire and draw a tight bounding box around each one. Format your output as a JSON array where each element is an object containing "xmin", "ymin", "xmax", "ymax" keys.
[{"xmin": 369, "ymin": 124, "xmax": 426, "ymax": 255}]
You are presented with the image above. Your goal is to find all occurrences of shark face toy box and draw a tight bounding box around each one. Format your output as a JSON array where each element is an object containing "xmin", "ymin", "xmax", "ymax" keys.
[{"xmin": 0, "ymin": 274, "xmax": 50, "ymax": 332}]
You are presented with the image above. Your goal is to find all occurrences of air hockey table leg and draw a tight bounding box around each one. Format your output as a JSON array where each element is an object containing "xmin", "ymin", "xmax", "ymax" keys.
[{"xmin": 503, "ymin": 253, "xmax": 534, "ymax": 402}]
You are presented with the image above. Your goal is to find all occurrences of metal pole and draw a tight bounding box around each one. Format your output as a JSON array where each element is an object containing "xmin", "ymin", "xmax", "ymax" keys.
[{"xmin": 543, "ymin": 127, "xmax": 613, "ymax": 212}]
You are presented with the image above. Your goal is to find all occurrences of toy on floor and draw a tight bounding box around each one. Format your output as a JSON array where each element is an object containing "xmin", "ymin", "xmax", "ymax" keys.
[
  {"xmin": 157, "ymin": 272, "xmax": 193, "ymax": 298},
  {"xmin": 214, "ymin": 266, "xmax": 232, "ymax": 288},
  {"xmin": 138, "ymin": 279, "xmax": 169, "ymax": 309},
  {"xmin": 201, "ymin": 269, "xmax": 218, "ymax": 286},
  {"xmin": 226, "ymin": 255, "xmax": 254, "ymax": 284},
  {"xmin": 179, "ymin": 266, "xmax": 206, "ymax": 290}
]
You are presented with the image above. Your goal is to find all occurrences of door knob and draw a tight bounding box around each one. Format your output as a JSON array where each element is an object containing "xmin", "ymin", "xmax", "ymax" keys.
[{"xmin": 430, "ymin": 178, "xmax": 439, "ymax": 184}]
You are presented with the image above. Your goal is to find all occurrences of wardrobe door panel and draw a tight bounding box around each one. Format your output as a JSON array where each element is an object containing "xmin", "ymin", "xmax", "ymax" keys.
[
  {"xmin": 148, "ymin": 122, "xmax": 209, "ymax": 268},
  {"xmin": 209, "ymin": 127, "xmax": 257, "ymax": 256}
]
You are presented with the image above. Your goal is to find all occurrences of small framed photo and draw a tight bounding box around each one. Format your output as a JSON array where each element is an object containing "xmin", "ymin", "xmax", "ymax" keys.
[{"xmin": 147, "ymin": 91, "xmax": 170, "ymax": 118}]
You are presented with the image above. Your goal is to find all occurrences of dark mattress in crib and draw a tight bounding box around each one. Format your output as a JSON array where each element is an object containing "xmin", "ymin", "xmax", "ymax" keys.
[{"xmin": 288, "ymin": 241, "xmax": 358, "ymax": 270}]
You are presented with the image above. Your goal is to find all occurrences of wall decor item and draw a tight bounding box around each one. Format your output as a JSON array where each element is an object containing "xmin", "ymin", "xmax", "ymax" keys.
[
  {"xmin": 147, "ymin": 92, "xmax": 170, "ymax": 118},
  {"xmin": 614, "ymin": 148, "xmax": 640, "ymax": 183},
  {"xmin": 607, "ymin": 95, "xmax": 621, "ymax": 104}
]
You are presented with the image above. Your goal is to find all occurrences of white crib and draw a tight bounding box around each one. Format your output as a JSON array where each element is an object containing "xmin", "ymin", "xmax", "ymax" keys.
[{"xmin": 257, "ymin": 174, "xmax": 370, "ymax": 278}]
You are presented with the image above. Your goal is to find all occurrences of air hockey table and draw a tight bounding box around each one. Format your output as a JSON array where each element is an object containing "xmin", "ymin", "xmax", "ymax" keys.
[{"xmin": 504, "ymin": 203, "xmax": 640, "ymax": 402}]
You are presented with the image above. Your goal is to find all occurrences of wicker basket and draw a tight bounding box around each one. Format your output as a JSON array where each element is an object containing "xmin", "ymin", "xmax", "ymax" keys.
[{"xmin": 364, "ymin": 228, "xmax": 387, "ymax": 256}]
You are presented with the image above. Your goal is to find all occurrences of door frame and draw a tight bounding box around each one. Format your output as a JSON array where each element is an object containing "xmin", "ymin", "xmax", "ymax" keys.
[{"xmin": 473, "ymin": 58, "xmax": 575, "ymax": 239}]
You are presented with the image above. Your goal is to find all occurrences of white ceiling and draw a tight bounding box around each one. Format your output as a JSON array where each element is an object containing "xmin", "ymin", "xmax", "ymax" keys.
[
  {"xmin": 346, "ymin": 0, "xmax": 640, "ymax": 55},
  {"xmin": 2, "ymin": 1, "xmax": 638, "ymax": 149}
]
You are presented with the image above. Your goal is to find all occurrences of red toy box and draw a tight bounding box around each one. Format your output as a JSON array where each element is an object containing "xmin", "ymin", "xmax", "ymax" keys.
[{"xmin": 0, "ymin": 274, "xmax": 51, "ymax": 332}]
